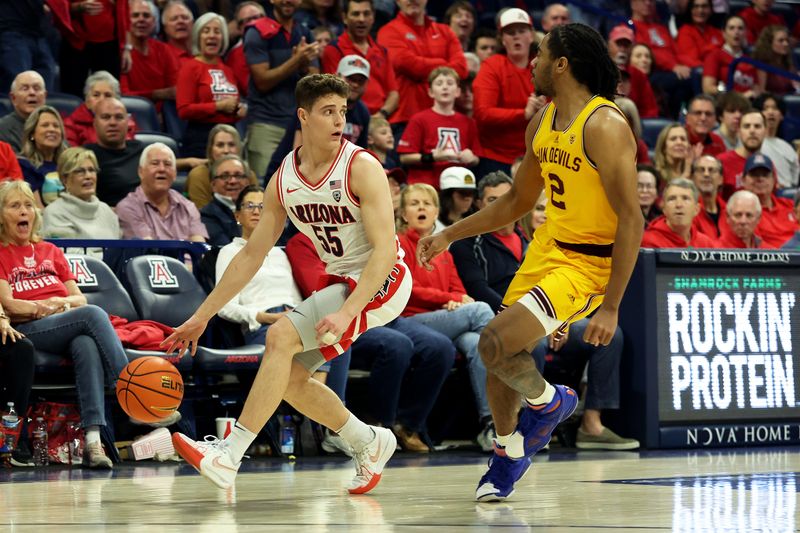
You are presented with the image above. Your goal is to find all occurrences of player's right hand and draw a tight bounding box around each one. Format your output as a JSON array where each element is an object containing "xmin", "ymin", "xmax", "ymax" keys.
[
  {"xmin": 417, "ymin": 232, "xmax": 450, "ymax": 271},
  {"xmin": 161, "ymin": 316, "xmax": 208, "ymax": 357}
]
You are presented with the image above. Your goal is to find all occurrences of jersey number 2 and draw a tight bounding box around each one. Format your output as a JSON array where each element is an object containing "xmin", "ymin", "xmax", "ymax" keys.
[
  {"xmin": 312, "ymin": 225, "xmax": 344, "ymax": 257},
  {"xmin": 549, "ymin": 173, "xmax": 566, "ymax": 210}
]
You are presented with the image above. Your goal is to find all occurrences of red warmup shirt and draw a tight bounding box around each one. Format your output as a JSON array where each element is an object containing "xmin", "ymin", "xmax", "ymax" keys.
[
  {"xmin": 473, "ymin": 53, "xmax": 534, "ymax": 164},
  {"xmin": 632, "ymin": 20, "xmax": 691, "ymax": 71},
  {"xmin": 626, "ymin": 65, "xmax": 659, "ymax": 119},
  {"xmin": 176, "ymin": 59, "xmax": 240, "ymax": 124},
  {"xmin": 0, "ymin": 241, "xmax": 75, "ymax": 301},
  {"xmin": 66, "ymin": 0, "xmax": 128, "ymax": 48},
  {"xmin": 641, "ymin": 216, "xmax": 717, "ymax": 248},
  {"xmin": 285, "ymin": 232, "xmax": 327, "ymax": 299},
  {"xmin": 738, "ymin": 7, "xmax": 784, "ymax": 44},
  {"xmin": 121, "ymin": 38, "xmax": 180, "ymax": 100},
  {"xmin": 165, "ymin": 42, "xmax": 193, "ymax": 66},
  {"xmin": 322, "ymin": 33, "xmax": 399, "ymax": 115},
  {"xmin": 398, "ymin": 228, "xmax": 467, "ymax": 316},
  {"xmin": 687, "ymin": 128, "xmax": 727, "ymax": 157},
  {"xmin": 0, "ymin": 142, "xmax": 22, "ymax": 180},
  {"xmin": 715, "ymin": 231, "xmax": 771, "ymax": 249},
  {"xmin": 377, "ymin": 12, "xmax": 467, "ymax": 124},
  {"xmin": 693, "ymin": 196, "xmax": 728, "ymax": 238},
  {"xmin": 636, "ymin": 138, "xmax": 652, "ymax": 163},
  {"xmin": 717, "ymin": 150, "xmax": 747, "ymax": 199},
  {"xmin": 756, "ymin": 195, "xmax": 798, "ymax": 248},
  {"xmin": 703, "ymin": 47, "xmax": 758, "ymax": 93},
  {"xmin": 675, "ymin": 24, "xmax": 723, "ymax": 68},
  {"xmin": 64, "ymin": 103, "xmax": 138, "ymax": 146},
  {"xmin": 397, "ymin": 108, "xmax": 482, "ymax": 189},
  {"xmin": 225, "ymin": 42, "xmax": 249, "ymax": 97}
]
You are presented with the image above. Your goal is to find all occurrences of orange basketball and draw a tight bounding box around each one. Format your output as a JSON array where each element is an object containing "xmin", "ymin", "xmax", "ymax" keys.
[{"xmin": 116, "ymin": 357, "xmax": 184, "ymax": 423}]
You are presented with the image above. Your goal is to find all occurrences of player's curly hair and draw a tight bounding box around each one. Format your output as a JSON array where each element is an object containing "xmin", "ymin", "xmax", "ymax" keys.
[
  {"xmin": 546, "ymin": 23, "xmax": 620, "ymax": 100},
  {"xmin": 295, "ymin": 74, "xmax": 350, "ymax": 111}
]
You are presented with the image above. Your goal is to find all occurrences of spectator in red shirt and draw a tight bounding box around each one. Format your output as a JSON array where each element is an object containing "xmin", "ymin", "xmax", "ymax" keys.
[
  {"xmin": 225, "ymin": 2, "xmax": 267, "ymax": 97},
  {"xmin": 121, "ymin": 0, "xmax": 180, "ymax": 108},
  {"xmin": 718, "ymin": 110, "xmax": 767, "ymax": 198},
  {"xmin": 702, "ymin": 15, "xmax": 758, "ymax": 97},
  {"xmin": 641, "ymin": 178, "xmax": 717, "ymax": 248},
  {"xmin": 321, "ymin": 0, "xmax": 399, "ymax": 118},
  {"xmin": 473, "ymin": 8, "xmax": 544, "ymax": 176},
  {"xmin": 377, "ymin": 0, "xmax": 467, "ymax": 128},
  {"xmin": 752, "ymin": 25, "xmax": 798, "ymax": 95},
  {"xmin": 161, "ymin": 0, "xmax": 194, "ymax": 64},
  {"xmin": 713, "ymin": 90, "xmax": 752, "ymax": 150},
  {"xmin": 398, "ymin": 67, "xmax": 480, "ymax": 189},
  {"xmin": 716, "ymin": 190, "xmax": 770, "ymax": 248},
  {"xmin": 64, "ymin": 71, "xmax": 138, "ymax": 147},
  {"xmin": 685, "ymin": 95, "xmax": 727, "ymax": 157},
  {"xmin": 690, "ymin": 155, "xmax": 728, "ymax": 239},
  {"xmin": 0, "ymin": 141, "xmax": 22, "ymax": 181},
  {"xmin": 176, "ymin": 12, "xmax": 245, "ymax": 157},
  {"xmin": 608, "ymin": 26, "xmax": 659, "ymax": 119},
  {"xmin": 738, "ymin": 0, "xmax": 784, "ymax": 44},
  {"xmin": 630, "ymin": 0, "xmax": 693, "ymax": 118},
  {"xmin": 675, "ymin": 0, "xmax": 723, "ymax": 68},
  {"xmin": 59, "ymin": 0, "xmax": 129, "ymax": 97},
  {"xmin": 445, "ymin": 1, "xmax": 476, "ymax": 52},
  {"xmin": 739, "ymin": 153, "xmax": 798, "ymax": 247}
]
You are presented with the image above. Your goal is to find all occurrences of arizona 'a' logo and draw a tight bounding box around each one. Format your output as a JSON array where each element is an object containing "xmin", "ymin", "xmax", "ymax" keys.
[
  {"xmin": 148, "ymin": 258, "xmax": 179, "ymax": 289},
  {"xmin": 67, "ymin": 257, "xmax": 98, "ymax": 287},
  {"xmin": 437, "ymin": 127, "xmax": 461, "ymax": 153},
  {"xmin": 209, "ymin": 70, "xmax": 238, "ymax": 96}
]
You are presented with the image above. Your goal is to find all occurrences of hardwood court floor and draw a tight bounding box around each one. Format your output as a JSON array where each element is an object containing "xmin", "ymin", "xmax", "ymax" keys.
[{"xmin": 1, "ymin": 447, "xmax": 798, "ymax": 532}]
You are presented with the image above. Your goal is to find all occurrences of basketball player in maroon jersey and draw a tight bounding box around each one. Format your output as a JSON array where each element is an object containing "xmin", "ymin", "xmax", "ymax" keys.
[{"xmin": 164, "ymin": 74, "xmax": 411, "ymax": 494}]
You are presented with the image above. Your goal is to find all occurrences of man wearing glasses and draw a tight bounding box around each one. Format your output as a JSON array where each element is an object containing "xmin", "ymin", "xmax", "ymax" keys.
[
  {"xmin": 685, "ymin": 95, "xmax": 726, "ymax": 157},
  {"xmin": 201, "ymin": 154, "xmax": 253, "ymax": 245},
  {"xmin": 690, "ymin": 154, "xmax": 728, "ymax": 239}
]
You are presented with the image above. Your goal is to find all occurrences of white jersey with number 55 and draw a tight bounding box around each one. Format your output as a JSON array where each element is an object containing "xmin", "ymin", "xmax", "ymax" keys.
[{"xmin": 276, "ymin": 140, "xmax": 402, "ymax": 277}]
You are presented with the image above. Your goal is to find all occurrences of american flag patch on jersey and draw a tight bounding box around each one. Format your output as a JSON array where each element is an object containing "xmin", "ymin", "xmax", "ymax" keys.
[{"xmin": 329, "ymin": 179, "xmax": 342, "ymax": 189}]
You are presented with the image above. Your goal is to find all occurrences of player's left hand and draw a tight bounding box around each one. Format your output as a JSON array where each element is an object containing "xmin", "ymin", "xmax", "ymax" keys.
[
  {"xmin": 417, "ymin": 232, "xmax": 450, "ymax": 270},
  {"xmin": 582, "ymin": 307, "xmax": 617, "ymax": 347},
  {"xmin": 162, "ymin": 315, "xmax": 208, "ymax": 356},
  {"xmin": 316, "ymin": 310, "xmax": 353, "ymax": 345}
]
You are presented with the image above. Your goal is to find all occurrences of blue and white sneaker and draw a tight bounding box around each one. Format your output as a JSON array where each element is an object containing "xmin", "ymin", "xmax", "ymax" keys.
[
  {"xmin": 512, "ymin": 384, "xmax": 578, "ymax": 459},
  {"xmin": 475, "ymin": 454, "xmax": 532, "ymax": 502}
]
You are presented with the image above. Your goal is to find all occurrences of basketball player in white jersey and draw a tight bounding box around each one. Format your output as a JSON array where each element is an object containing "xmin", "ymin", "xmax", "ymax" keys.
[{"xmin": 164, "ymin": 74, "xmax": 411, "ymax": 494}]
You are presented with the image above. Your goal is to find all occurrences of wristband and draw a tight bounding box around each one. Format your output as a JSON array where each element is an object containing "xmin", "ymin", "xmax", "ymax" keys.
[
  {"xmin": 421, "ymin": 153, "xmax": 434, "ymax": 164},
  {"xmin": 123, "ymin": 44, "xmax": 133, "ymax": 52},
  {"xmin": 379, "ymin": 109, "xmax": 390, "ymax": 119}
]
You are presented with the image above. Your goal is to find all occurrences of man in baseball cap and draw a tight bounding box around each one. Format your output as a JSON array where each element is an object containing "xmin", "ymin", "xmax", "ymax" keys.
[
  {"xmin": 740, "ymin": 153, "xmax": 798, "ymax": 247},
  {"xmin": 337, "ymin": 55, "xmax": 371, "ymax": 147},
  {"xmin": 497, "ymin": 7, "xmax": 533, "ymax": 31}
]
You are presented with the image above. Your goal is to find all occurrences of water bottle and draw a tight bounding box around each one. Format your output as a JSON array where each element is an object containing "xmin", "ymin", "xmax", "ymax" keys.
[
  {"xmin": 1, "ymin": 402, "xmax": 19, "ymax": 452},
  {"xmin": 32, "ymin": 417, "xmax": 49, "ymax": 466},
  {"xmin": 280, "ymin": 415, "xmax": 295, "ymax": 455}
]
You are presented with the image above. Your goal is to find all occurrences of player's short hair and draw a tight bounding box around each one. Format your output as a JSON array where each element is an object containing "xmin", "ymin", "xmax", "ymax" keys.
[
  {"xmin": 428, "ymin": 66, "xmax": 460, "ymax": 87},
  {"xmin": 295, "ymin": 74, "xmax": 350, "ymax": 111}
]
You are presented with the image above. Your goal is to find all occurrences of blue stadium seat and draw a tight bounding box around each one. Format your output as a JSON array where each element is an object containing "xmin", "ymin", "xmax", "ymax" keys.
[
  {"xmin": 0, "ymin": 98, "xmax": 11, "ymax": 115},
  {"xmin": 121, "ymin": 96, "xmax": 160, "ymax": 132},
  {"xmin": 124, "ymin": 256, "xmax": 264, "ymax": 371},
  {"xmin": 162, "ymin": 100, "xmax": 187, "ymax": 140},
  {"xmin": 46, "ymin": 92, "xmax": 83, "ymax": 118},
  {"xmin": 783, "ymin": 95, "xmax": 800, "ymax": 119},
  {"xmin": 135, "ymin": 131, "xmax": 179, "ymax": 154},
  {"xmin": 641, "ymin": 118, "xmax": 673, "ymax": 149}
]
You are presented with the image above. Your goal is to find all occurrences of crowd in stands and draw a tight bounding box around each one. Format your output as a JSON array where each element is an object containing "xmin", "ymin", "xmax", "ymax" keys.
[{"xmin": 3, "ymin": 0, "xmax": 800, "ymax": 464}]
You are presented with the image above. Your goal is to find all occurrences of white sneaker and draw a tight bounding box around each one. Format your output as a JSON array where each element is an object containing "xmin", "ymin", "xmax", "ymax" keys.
[
  {"xmin": 85, "ymin": 441, "xmax": 113, "ymax": 469},
  {"xmin": 172, "ymin": 433, "xmax": 241, "ymax": 490},
  {"xmin": 321, "ymin": 431, "xmax": 353, "ymax": 457},
  {"xmin": 347, "ymin": 426, "xmax": 396, "ymax": 495}
]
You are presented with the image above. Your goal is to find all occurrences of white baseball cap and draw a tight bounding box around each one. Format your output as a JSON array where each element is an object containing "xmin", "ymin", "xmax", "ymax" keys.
[
  {"xmin": 498, "ymin": 8, "xmax": 533, "ymax": 31},
  {"xmin": 337, "ymin": 55, "xmax": 370, "ymax": 78},
  {"xmin": 440, "ymin": 167, "xmax": 477, "ymax": 190}
]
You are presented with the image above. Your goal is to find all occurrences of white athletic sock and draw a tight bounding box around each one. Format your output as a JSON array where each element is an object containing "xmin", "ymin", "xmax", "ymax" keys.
[
  {"xmin": 335, "ymin": 413, "xmax": 375, "ymax": 452},
  {"xmin": 494, "ymin": 432, "xmax": 513, "ymax": 447},
  {"xmin": 85, "ymin": 426, "xmax": 101, "ymax": 446},
  {"xmin": 526, "ymin": 383, "xmax": 556, "ymax": 406},
  {"xmin": 225, "ymin": 422, "xmax": 257, "ymax": 463}
]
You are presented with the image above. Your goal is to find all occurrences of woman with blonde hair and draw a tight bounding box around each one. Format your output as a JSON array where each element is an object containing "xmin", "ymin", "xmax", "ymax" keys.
[
  {"xmin": 43, "ymin": 147, "xmax": 120, "ymax": 239},
  {"xmin": 0, "ymin": 181, "xmax": 173, "ymax": 469},
  {"xmin": 653, "ymin": 123, "xmax": 694, "ymax": 186},
  {"xmin": 186, "ymin": 124, "xmax": 259, "ymax": 209},
  {"xmin": 176, "ymin": 12, "xmax": 245, "ymax": 157},
  {"xmin": 18, "ymin": 106, "xmax": 68, "ymax": 208}
]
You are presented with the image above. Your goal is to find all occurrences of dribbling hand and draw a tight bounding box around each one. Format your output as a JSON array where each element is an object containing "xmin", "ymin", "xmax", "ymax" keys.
[
  {"xmin": 417, "ymin": 233, "xmax": 450, "ymax": 271},
  {"xmin": 161, "ymin": 316, "xmax": 208, "ymax": 356}
]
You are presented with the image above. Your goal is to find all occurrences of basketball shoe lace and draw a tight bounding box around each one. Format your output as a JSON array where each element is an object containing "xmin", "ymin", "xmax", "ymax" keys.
[{"xmin": 199, "ymin": 435, "xmax": 249, "ymax": 459}]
